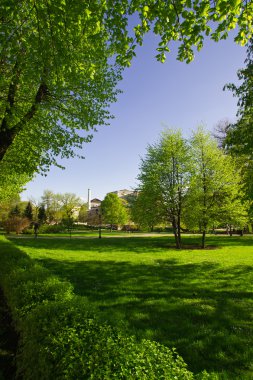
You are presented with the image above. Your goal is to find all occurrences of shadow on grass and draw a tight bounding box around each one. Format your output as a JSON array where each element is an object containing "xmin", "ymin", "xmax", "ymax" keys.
[
  {"xmin": 7, "ymin": 235, "xmax": 253, "ymax": 379},
  {"xmin": 8, "ymin": 234, "xmax": 253, "ymax": 252},
  {"xmin": 32, "ymin": 257, "xmax": 253, "ymax": 378}
]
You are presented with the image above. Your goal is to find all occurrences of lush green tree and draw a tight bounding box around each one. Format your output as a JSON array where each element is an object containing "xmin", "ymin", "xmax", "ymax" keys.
[
  {"xmin": 3, "ymin": 200, "xmax": 31, "ymax": 233},
  {"xmin": 0, "ymin": 1, "xmax": 123, "ymax": 175},
  {"xmin": 130, "ymin": 189, "xmax": 163, "ymax": 231},
  {"xmin": 38, "ymin": 203, "xmax": 47, "ymax": 224},
  {"xmin": 60, "ymin": 193, "xmax": 82, "ymax": 221},
  {"xmin": 0, "ymin": 0, "xmax": 251, "ymax": 194},
  {"xmin": 41, "ymin": 190, "xmax": 82, "ymax": 224},
  {"xmin": 29, "ymin": 197, "xmax": 42, "ymax": 222},
  {"xmin": 225, "ymin": 39, "xmax": 253, "ymax": 157},
  {"xmin": 9, "ymin": 204, "xmax": 21, "ymax": 217},
  {"xmin": 41, "ymin": 190, "xmax": 62, "ymax": 223},
  {"xmin": 223, "ymin": 39, "xmax": 253, "ymax": 221},
  {"xmin": 60, "ymin": 193, "xmax": 79, "ymax": 236},
  {"xmin": 86, "ymin": 209, "xmax": 100, "ymax": 227},
  {"xmin": 0, "ymin": 195, "xmax": 20, "ymax": 222},
  {"xmin": 184, "ymin": 127, "xmax": 245, "ymax": 248},
  {"xmin": 222, "ymin": 197, "xmax": 249, "ymax": 234},
  {"xmin": 0, "ymin": 163, "xmax": 30, "ymax": 203},
  {"xmin": 78, "ymin": 203, "xmax": 88, "ymax": 223},
  {"xmin": 101, "ymin": 193, "xmax": 128, "ymax": 230},
  {"xmin": 138, "ymin": 129, "xmax": 190, "ymax": 248},
  {"xmin": 23, "ymin": 201, "xmax": 33, "ymax": 221}
]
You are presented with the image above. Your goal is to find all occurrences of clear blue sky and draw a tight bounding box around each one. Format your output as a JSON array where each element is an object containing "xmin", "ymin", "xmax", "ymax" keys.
[{"xmin": 21, "ymin": 32, "xmax": 245, "ymax": 203}]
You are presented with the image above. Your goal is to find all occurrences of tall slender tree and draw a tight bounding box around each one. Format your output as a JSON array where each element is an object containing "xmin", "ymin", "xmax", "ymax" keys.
[
  {"xmin": 78, "ymin": 203, "xmax": 89, "ymax": 224},
  {"xmin": 185, "ymin": 127, "xmax": 246, "ymax": 248},
  {"xmin": 138, "ymin": 129, "xmax": 190, "ymax": 248},
  {"xmin": 38, "ymin": 204, "xmax": 47, "ymax": 224},
  {"xmin": 60, "ymin": 193, "xmax": 82, "ymax": 221},
  {"xmin": 23, "ymin": 201, "xmax": 33, "ymax": 221},
  {"xmin": 9, "ymin": 204, "xmax": 21, "ymax": 217},
  {"xmin": 101, "ymin": 193, "xmax": 128, "ymax": 231},
  {"xmin": 130, "ymin": 189, "xmax": 163, "ymax": 231}
]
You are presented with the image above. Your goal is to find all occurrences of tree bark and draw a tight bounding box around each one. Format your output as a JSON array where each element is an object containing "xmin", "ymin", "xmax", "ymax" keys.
[
  {"xmin": 0, "ymin": 83, "xmax": 49, "ymax": 161},
  {"xmin": 177, "ymin": 213, "xmax": 181, "ymax": 246},
  {"xmin": 0, "ymin": 128, "xmax": 17, "ymax": 160},
  {"xmin": 201, "ymin": 229, "xmax": 206, "ymax": 249},
  {"xmin": 172, "ymin": 217, "xmax": 181, "ymax": 249}
]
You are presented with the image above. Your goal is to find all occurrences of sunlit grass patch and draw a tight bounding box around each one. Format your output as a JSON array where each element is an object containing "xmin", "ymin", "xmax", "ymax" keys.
[{"xmin": 8, "ymin": 234, "xmax": 253, "ymax": 379}]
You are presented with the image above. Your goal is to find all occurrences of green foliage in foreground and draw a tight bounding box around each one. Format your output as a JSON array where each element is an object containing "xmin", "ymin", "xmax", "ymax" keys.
[
  {"xmin": 0, "ymin": 236, "xmax": 216, "ymax": 380},
  {"xmin": 1, "ymin": 1, "xmax": 252, "ymax": 203},
  {"xmin": 10, "ymin": 234, "xmax": 253, "ymax": 380}
]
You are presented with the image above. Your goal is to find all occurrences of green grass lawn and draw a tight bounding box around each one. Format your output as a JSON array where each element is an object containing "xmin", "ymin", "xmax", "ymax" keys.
[{"xmin": 8, "ymin": 234, "xmax": 253, "ymax": 379}]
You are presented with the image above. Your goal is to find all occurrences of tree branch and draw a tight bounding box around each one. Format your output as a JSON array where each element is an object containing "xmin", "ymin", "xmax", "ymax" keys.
[
  {"xmin": 0, "ymin": 60, "xmax": 21, "ymax": 131},
  {"xmin": 0, "ymin": 82, "xmax": 49, "ymax": 160}
]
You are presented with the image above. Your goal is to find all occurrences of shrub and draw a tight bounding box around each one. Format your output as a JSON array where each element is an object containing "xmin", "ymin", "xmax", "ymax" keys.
[
  {"xmin": 121, "ymin": 225, "xmax": 140, "ymax": 232},
  {"xmin": 4, "ymin": 266, "xmax": 73, "ymax": 322},
  {"xmin": 22, "ymin": 228, "xmax": 34, "ymax": 235},
  {"xmin": 18, "ymin": 298, "xmax": 194, "ymax": 380},
  {"xmin": 38, "ymin": 224, "xmax": 66, "ymax": 234},
  {"xmin": 2, "ymin": 216, "xmax": 31, "ymax": 234}
]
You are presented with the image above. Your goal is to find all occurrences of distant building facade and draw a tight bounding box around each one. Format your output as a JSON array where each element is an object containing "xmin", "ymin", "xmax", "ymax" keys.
[
  {"xmin": 85, "ymin": 189, "xmax": 137, "ymax": 227},
  {"xmin": 90, "ymin": 198, "xmax": 102, "ymax": 209}
]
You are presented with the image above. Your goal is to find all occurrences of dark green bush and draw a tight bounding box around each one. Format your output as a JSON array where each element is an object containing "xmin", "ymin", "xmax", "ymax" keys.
[
  {"xmin": 5, "ymin": 265, "xmax": 73, "ymax": 321},
  {"xmin": 38, "ymin": 224, "xmax": 66, "ymax": 234},
  {"xmin": 17, "ymin": 298, "xmax": 194, "ymax": 380},
  {"xmin": 22, "ymin": 228, "xmax": 34, "ymax": 234},
  {"xmin": 0, "ymin": 238, "xmax": 73, "ymax": 325}
]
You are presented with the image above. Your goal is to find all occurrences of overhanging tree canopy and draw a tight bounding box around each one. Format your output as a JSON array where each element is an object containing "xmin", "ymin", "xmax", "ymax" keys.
[
  {"xmin": 0, "ymin": 0, "xmax": 122, "ymax": 172},
  {"xmin": 223, "ymin": 38, "xmax": 253, "ymax": 215},
  {"xmin": 1, "ymin": 0, "xmax": 252, "ymax": 198},
  {"xmin": 225, "ymin": 38, "xmax": 253, "ymax": 156}
]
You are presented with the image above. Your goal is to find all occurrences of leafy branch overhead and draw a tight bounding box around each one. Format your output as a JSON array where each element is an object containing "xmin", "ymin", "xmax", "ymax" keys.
[
  {"xmin": 107, "ymin": 0, "xmax": 252, "ymax": 65},
  {"xmin": 0, "ymin": 1, "xmax": 252, "ymax": 198},
  {"xmin": 224, "ymin": 38, "xmax": 253, "ymax": 157}
]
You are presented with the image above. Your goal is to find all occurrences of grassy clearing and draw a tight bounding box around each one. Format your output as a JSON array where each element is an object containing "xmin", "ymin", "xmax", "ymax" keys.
[{"xmin": 8, "ymin": 234, "xmax": 253, "ymax": 379}]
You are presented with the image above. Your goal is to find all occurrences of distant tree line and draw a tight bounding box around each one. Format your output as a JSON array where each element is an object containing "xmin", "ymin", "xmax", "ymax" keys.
[
  {"xmin": 0, "ymin": 191, "xmax": 86, "ymax": 234},
  {"xmin": 1, "ymin": 123, "xmax": 251, "ymax": 247}
]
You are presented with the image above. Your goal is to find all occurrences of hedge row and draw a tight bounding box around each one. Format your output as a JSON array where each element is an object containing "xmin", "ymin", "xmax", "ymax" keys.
[{"xmin": 0, "ymin": 237, "xmax": 216, "ymax": 379}]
